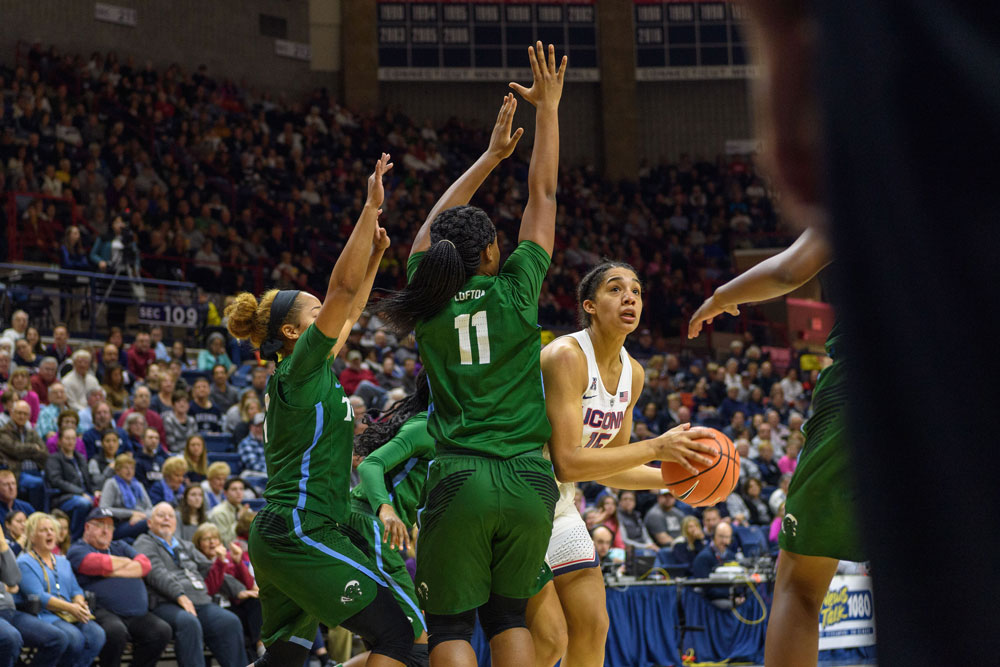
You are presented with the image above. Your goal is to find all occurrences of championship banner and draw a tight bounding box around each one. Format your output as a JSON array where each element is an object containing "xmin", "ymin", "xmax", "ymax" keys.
[{"xmin": 817, "ymin": 575, "xmax": 877, "ymax": 650}]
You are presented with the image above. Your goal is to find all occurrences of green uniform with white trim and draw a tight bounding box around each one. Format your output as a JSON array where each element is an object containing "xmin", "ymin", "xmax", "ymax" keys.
[
  {"xmin": 248, "ymin": 323, "xmax": 387, "ymax": 647},
  {"xmin": 779, "ymin": 318, "xmax": 865, "ymax": 561},
  {"xmin": 348, "ymin": 412, "xmax": 433, "ymax": 638},
  {"xmin": 407, "ymin": 240, "xmax": 559, "ymax": 614}
]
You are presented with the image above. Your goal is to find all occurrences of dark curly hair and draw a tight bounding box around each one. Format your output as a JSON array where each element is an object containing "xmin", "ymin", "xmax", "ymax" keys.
[
  {"xmin": 576, "ymin": 261, "xmax": 639, "ymax": 328},
  {"xmin": 377, "ymin": 205, "xmax": 496, "ymax": 335},
  {"xmin": 354, "ymin": 368, "xmax": 431, "ymax": 458}
]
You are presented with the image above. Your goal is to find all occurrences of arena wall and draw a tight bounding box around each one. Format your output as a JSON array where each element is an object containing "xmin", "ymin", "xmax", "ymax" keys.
[{"xmin": 0, "ymin": 0, "xmax": 337, "ymax": 95}]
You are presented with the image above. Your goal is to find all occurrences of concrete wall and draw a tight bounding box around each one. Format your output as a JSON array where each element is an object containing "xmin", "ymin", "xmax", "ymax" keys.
[
  {"xmin": 0, "ymin": 0, "xmax": 339, "ymax": 96},
  {"xmin": 637, "ymin": 79, "xmax": 754, "ymax": 162}
]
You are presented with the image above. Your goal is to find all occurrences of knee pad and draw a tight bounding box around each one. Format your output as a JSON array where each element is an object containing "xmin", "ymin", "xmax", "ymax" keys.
[
  {"xmin": 254, "ymin": 639, "xmax": 311, "ymax": 667},
  {"xmin": 478, "ymin": 593, "xmax": 528, "ymax": 640},
  {"xmin": 426, "ymin": 609, "xmax": 476, "ymax": 654},
  {"xmin": 341, "ymin": 585, "xmax": 414, "ymax": 664}
]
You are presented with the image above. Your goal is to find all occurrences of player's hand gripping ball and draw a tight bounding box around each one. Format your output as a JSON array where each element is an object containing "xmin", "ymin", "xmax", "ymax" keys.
[{"xmin": 660, "ymin": 428, "xmax": 741, "ymax": 507}]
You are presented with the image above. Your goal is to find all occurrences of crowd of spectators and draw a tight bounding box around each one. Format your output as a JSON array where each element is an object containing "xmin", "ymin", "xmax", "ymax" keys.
[{"xmin": 1, "ymin": 43, "xmax": 794, "ymax": 339}]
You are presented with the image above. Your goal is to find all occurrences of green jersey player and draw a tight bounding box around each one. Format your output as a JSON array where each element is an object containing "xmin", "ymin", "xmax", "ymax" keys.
[
  {"xmin": 225, "ymin": 154, "xmax": 413, "ymax": 667},
  {"xmin": 378, "ymin": 43, "xmax": 567, "ymax": 667}
]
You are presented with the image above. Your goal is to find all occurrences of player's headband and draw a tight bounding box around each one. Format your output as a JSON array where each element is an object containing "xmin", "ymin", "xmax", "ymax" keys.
[{"xmin": 260, "ymin": 289, "xmax": 301, "ymax": 361}]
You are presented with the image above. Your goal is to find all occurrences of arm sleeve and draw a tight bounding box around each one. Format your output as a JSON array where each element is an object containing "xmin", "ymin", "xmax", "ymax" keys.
[
  {"xmin": 499, "ymin": 240, "xmax": 551, "ymax": 314},
  {"xmin": 406, "ymin": 252, "xmax": 425, "ymax": 284},
  {"xmin": 134, "ymin": 553, "xmax": 152, "ymax": 576},
  {"xmin": 282, "ymin": 324, "xmax": 339, "ymax": 391},
  {"xmin": 358, "ymin": 418, "xmax": 429, "ymax": 512},
  {"xmin": 75, "ymin": 553, "xmax": 114, "ymax": 577},
  {"xmin": 0, "ymin": 549, "xmax": 20, "ymax": 587}
]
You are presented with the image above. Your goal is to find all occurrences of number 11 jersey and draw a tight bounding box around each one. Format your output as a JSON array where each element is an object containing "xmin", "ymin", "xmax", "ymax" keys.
[{"xmin": 406, "ymin": 240, "xmax": 553, "ymax": 458}]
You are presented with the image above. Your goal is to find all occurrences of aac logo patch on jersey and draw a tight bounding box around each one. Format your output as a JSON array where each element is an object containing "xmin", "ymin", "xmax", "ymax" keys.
[{"xmin": 589, "ymin": 377, "xmax": 598, "ymax": 391}]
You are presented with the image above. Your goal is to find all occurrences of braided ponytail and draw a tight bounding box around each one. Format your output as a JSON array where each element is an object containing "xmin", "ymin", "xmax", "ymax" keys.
[
  {"xmin": 378, "ymin": 205, "xmax": 496, "ymax": 335},
  {"xmin": 354, "ymin": 368, "xmax": 431, "ymax": 457}
]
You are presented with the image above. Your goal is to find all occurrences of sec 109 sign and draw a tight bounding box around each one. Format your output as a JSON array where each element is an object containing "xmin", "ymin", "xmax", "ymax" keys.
[{"xmin": 138, "ymin": 304, "xmax": 199, "ymax": 328}]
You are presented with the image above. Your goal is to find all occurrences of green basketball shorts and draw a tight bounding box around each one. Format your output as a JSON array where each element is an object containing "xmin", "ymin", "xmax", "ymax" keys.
[
  {"xmin": 415, "ymin": 450, "xmax": 558, "ymax": 614},
  {"xmin": 347, "ymin": 502, "xmax": 427, "ymax": 639},
  {"xmin": 249, "ymin": 503, "xmax": 386, "ymax": 646},
  {"xmin": 780, "ymin": 359, "xmax": 866, "ymax": 562}
]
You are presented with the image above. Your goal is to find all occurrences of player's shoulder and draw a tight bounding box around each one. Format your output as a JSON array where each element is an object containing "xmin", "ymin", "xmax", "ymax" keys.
[{"xmin": 541, "ymin": 335, "xmax": 588, "ymax": 382}]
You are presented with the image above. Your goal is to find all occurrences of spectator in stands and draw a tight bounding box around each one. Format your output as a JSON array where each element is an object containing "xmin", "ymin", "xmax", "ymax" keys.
[
  {"xmin": 116, "ymin": 386, "xmax": 166, "ymax": 444},
  {"xmin": 163, "ymin": 389, "xmax": 198, "ymax": 453},
  {"xmin": 226, "ymin": 394, "xmax": 260, "ymax": 446},
  {"xmin": 779, "ymin": 367, "xmax": 804, "ymax": 403},
  {"xmin": 616, "ymin": 490, "xmax": 658, "ymax": 552},
  {"xmin": 81, "ymin": 401, "xmax": 125, "ymax": 459},
  {"xmin": 45, "ymin": 325, "xmax": 73, "ymax": 367},
  {"xmin": 4, "ymin": 511, "xmax": 27, "ymax": 554},
  {"xmin": 208, "ymin": 364, "xmax": 238, "ymax": 413},
  {"xmin": 192, "ymin": 522, "xmax": 263, "ymax": 658},
  {"xmin": 735, "ymin": 438, "xmax": 761, "ymax": 482},
  {"xmin": 99, "ymin": 453, "xmax": 152, "ymax": 541},
  {"xmin": 24, "ymin": 329, "xmax": 44, "ymax": 357},
  {"xmin": 183, "ymin": 435, "xmax": 208, "ymax": 484},
  {"xmin": 95, "ymin": 343, "xmax": 122, "ymax": 381},
  {"xmin": 120, "ymin": 412, "xmax": 146, "ymax": 453},
  {"xmin": 741, "ymin": 477, "xmax": 772, "ymax": 527},
  {"xmin": 779, "ymin": 432, "xmax": 803, "ymax": 475},
  {"xmin": 36, "ymin": 382, "xmax": 69, "ymax": 440},
  {"xmin": 43, "ymin": 409, "xmax": 86, "ymax": 455},
  {"xmin": 246, "ymin": 366, "xmax": 268, "ymax": 407},
  {"xmin": 30, "ymin": 356, "xmax": 59, "ymax": 405},
  {"xmin": 692, "ymin": 522, "xmax": 741, "ymax": 604},
  {"xmin": 63, "ymin": 350, "xmax": 100, "ymax": 412},
  {"xmin": 340, "ymin": 350, "xmax": 376, "ymax": 397},
  {"xmin": 188, "ymin": 377, "xmax": 222, "ymax": 434},
  {"xmin": 669, "ymin": 516, "xmax": 707, "ymax": 570},
  {"xmin": 755, "ymin": 441, "xmax": 782, "ymax": 487},
  {"xmin": 197, "ymin": 333, "xmax": 233, "ymax": 374},
  {"xmin": 51, "ymin": 510, "xmax": 72, "ymax": 555},
  {"xmin": 1, "ymin": 512, "xmax": 71, "ymax": 666},
  {"xmin": 67, "ymin": 507, "xmax": 172, "ymax": 667},
  {"xmin": 176, "ymin": 485, "xmax": 206, "ymax": 542},
  {"xmin": 208, "ymin": 478, "xmax": 245, "ymax": 546},
  {"xmin": 201, "ymin": 463, "xmax": 230, "ymax": 511},
  {"xmin": 77, "ymin": 387, "xmax": 107, "ymax": 433},
  {"xmin": 168, "ymin": 341, "xmax": 194, "ymax": 370},
  {"xmin": 701, "ymin": 506, "xmax": 723, "ymax": 541},
  {"xmin": 750, "ymin": 422, "xmax": 772, "ymax": 458},
  {"xmin": 0, "ymin": 400, "xmax": 47, "ymax": 509},
  {"xmin": 134, "ymin": 503, "xmax": 245, "ymax": 667},
  {"xmin": 149, "ymin": 373, "xmax": 175, "ymax": 415},
  {"xmin": 134, "ymin": 428, "xmax": 166, "ymax": 489},
  {"xmin": 126, "ymin": 331, "xmax": 156, "ymax": 381},
  {"xmin": 0, "ymin": 351, "xmax": 9, "ymax": 386},
  {"xmin": 726, "ymin": 488, "xmax": 751, "ymax": 526},
  {"xmin": 590, "ymin": 525, "xmax": 620, "ymax": 573},
  {"xmin": 0, "ymin": 470, "xmax": 33, "ymax": 530},
  {"xmin": 0, "ymin": 392, "xmax": 12, "ymax": 429},
  {"xmin": 148, "ymin": 327, "xmax": 169, "ymax": 362},
  {"xmin": 222, "ymin": 389, "xmax": 257, "ymax": 434},
  {"xmin": 88, "ymin": 430, "xmax": 121, "ymax": 490},
  {"xmin": 46, "ymin": 426, "xmax": 95, "ymax": 538},
  {"xmin": 237, "ymin": 413, "xmax": 266, "ymax": 493},
  {"xmin": 148, "ymin": 456, "xmax": 186, "ymax": 507},
  {"xmin": 718, "ymin": 387, "xmax": 746, "ymax": 425},
  {"xmin": 0, "ymin": 311, "xmax": 27, "ymax": 345},
  {"xmin": 12, "ymin": 339, "xmax": 40, "ymax": 374},
  {"xmin": 15, "ymin": 511, "xmax": 106, "ymax": 664},
  {"xmin": 769, "ymin": 473, "xmax": 793, "ymax": 516},
  {"xmin": 644, "ymin": 490, "xmax": 686, "ymax": 548},
  {"xmin": 100, "ymin": 364, "xmax": 128, "ymax": 411},
  {"xmin": 769, "ymin": 502, "xmax": 785, "ymax": 547},
  {"xmin": 3, "ymin": 368, "xmax": 40, "ymax": 424}
]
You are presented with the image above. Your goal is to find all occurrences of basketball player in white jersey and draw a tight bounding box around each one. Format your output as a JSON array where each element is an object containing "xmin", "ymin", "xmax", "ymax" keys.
[{"xmin": 527, "ymin": 262, "xmax": 716, "ymax": 667}]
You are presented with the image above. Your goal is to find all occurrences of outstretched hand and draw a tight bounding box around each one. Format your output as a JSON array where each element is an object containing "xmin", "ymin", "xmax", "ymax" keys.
[
  {"xmin": 373, "ymin": 224, "xmax": 390, "ymax": 252},
  {"xmin": 687, "ymin": 295, "xmax": 740, "ymax": 339},
  {"xmin": 487, "ymin": 93, "xmax": 525, "ymax": 161},
  {"xmin": 366, "ymin": 153, "xmax": 393, "ymax": 209},
  {"xmin": 509, "ymin": 42, "xmax": 567, "ymax": 110}
]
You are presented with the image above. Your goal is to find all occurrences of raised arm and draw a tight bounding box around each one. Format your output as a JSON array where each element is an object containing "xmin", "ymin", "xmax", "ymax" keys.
[
  {"xmin": 543, "ymin": 340, "xmax": 715, "ymax": 483},
  {"xmin": 509, "ymin": 42, "xmax": 567, "ymax": 256},
  {"xmin": 688, "ymin": 227, "xmax": 832, "ymax": 338},
  {"xmin": 314, "ymin": 154, "xmax": 393, "ymax": 339},
  {"xmin": 330, "ymin": 225, "xmax": 391, "ymax": 358},
  {"xmin": 410, "ymin": 95, "xmax": 524, "ymax": 257}
]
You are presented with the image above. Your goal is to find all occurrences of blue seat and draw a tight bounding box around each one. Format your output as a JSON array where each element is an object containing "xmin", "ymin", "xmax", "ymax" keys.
[
  {"xmin": 733, "ymin": 525, "xmax": 768, "ymax": 558},
  {"xmin": 207, "ymin": 452, "xmax": 243, "ymax": 475},
  {"xmin": 202, "ymin": 433, "xmax": 234, "ymax": 453}
]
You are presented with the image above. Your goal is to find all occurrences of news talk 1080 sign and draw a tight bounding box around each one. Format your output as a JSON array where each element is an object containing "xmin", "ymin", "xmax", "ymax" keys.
[{"xmin": 817, "ymin": 575, "xmax": 877, "ymax": 650}]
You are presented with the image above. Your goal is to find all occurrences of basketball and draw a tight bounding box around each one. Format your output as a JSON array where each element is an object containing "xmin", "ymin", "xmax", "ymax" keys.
[{"xmin": 660, "ymin": 428, "xmax": 741, "ymax": 507}]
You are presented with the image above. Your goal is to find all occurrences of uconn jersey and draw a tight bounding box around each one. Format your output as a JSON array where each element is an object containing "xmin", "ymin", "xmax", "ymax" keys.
[{"xmin": 543, "ymin": 330, "xmax": 632, "ymax": 575}]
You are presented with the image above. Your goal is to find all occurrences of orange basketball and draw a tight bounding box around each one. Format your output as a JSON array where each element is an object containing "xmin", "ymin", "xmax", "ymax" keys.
[{"xmin": 660, "ymin": 428, "xmax": 741, "ymax": 507}]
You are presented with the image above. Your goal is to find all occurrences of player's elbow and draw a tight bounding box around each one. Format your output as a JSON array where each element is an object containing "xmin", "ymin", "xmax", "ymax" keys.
[{"xmin": 552, "ymin": 456, "xmax": 585, "ymax": 483}]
